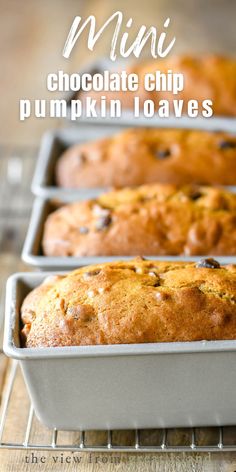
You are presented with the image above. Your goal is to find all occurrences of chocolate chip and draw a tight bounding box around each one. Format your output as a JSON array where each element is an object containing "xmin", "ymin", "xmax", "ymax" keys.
[
  {"xmin": 139, "ymin": 196, "xmax": 153, "ymax": 203},
  {"xmin": 189, "ymin": 190, "xmax": 202, "ymax": 201},
  {"xmin": 219, "ymin": 141, "xmax": 236, "ymax": 150},
  {"xmin": 79, "ymin": 152, "xmax": 86, "ymax": 162},
  {"xmin": 85, "ymin": 270, "xmax": 100, "ymax": 277},
  {"xmin": 79, "ymin": 226, "xmax": 89, "ymax": 234},
  {"xmin": 196, "ymin": 258, "xmax": 221, "ymax": 269},
  {"xmin": 95, "ymin": 214, "xmax": 112, "ymax": 231},
  {"xmin": 156, "ymin": 291, "xmax": 170, "ymax": 301},
  {"xmin": 155, "ymin": 149, "xmax": 171, "ymax": 159}
]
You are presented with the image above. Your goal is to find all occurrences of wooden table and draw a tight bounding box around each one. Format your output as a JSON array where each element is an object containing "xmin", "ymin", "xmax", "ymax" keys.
[{"xmin": 0, "ymin": 0, "xmax": 236, "ymax": 470}]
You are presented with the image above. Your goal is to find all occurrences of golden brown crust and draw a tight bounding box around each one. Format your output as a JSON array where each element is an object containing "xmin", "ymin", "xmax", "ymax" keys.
[
  {"xmin": 21, "ymin": 259, "xmax": 236, "ymax": 347},
  {"xmin": 42, "ymin": 184, "xmax": 236, "ymax": 257},
  {"xmin": 79, "ymin": 55, "xmax": 236, "ymax": 116},
  {"xmin": 55, "ymin": 128, "xmax": 236, "ymax": 188}
]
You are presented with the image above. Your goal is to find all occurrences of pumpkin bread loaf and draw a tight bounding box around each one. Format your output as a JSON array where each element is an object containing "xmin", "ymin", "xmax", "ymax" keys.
[
  {"xmin": 56, "ymin": 128, "xmax": 236, "ymax": 188},
  {"xmin": 21, "ymin": 258, "xmax": 236, "ymax": 347},
  {"xmin": 42, "ymin": 184, "xmax": 236, "ymax": 257}
]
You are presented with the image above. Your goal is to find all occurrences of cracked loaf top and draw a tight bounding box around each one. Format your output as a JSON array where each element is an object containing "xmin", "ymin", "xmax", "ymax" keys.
[
  {"xmin": 55, "ymin": 128, "xmax": 236, "ymax": 188},
  {"xmin": 42, "ymin": 184, "xmax": 236, "ymax": 257},
  {"xmin": 21, "ymin": 258, "xmax": 236, "ymax": 347}
]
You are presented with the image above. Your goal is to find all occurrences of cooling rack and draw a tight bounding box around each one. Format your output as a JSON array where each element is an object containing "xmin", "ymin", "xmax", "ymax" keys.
[{"xmin": 0, "ymin": 360, "xmax": 236, "ymax": 453}]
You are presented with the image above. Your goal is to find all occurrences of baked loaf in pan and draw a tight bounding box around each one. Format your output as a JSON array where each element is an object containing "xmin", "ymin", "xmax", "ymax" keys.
[
  {"xmin": 21, "ymin": 258, "xmax": 236, "ymax": 347},
  {"xmin": 79, "ymin": 55, "xmax": 236, "ymax": 116},
  {"xmin": 42, "ymin": 184, "xmax": 236, "ymax": 257},
  {"xmin": 55, "ymin": 128, "xmax": 236, "ymax": 188}
]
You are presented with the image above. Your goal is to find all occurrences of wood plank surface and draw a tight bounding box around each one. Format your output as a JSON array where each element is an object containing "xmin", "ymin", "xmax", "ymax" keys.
[{"xmin": 0, "ymin": 0, "xmax": 236, "ymax": 470}]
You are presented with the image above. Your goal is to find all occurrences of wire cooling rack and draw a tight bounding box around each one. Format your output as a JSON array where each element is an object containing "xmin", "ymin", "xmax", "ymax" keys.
[{"xmin": 0, "ymin": 360, "xmax": 236, "ymax": 453}]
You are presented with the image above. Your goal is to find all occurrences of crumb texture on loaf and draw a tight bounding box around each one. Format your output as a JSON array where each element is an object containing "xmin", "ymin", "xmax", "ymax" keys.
[
  {"xmin": 42, "ymin": 184, "xmax": 236, "ymax": 257},
  {"xmin": 55, "ymin": 128, "xmax": 236, "ymax": 188},
  {"xmin": 21, "ymin": 259, "xmax": 236, "ymax": 347}
]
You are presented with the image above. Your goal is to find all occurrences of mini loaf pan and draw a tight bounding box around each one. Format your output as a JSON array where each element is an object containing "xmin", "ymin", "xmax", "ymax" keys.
[
  {"xmin": 66, "ymin": 57, "xmax": 236, "ymax": 127},
  {"xmin": 22, "ymin": 196, "xmax": 236, "ymax": 270},
  {"xmin": 31, "ymin": 124, "xmax": 236, "ymax": 199},
  {"xmin": 4, "ymin": 270, "xmax": 236, "ymax": 430}
]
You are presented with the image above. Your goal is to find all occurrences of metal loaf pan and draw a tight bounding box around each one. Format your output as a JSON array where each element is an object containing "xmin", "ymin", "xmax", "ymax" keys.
[
  {"xmin": 31, "ymin": 123, "xmax": 236, "ymax": 199},
  {"xmin": 4, "ymin": 270, "xmax": 236, "ymax": 430},
  {"xmin": 66, "ymin": 57, "xmax": 236, "ymax": 127},
  {"xmin": 21, "ymin": 196, "xmax": 236, "ymax": 270}
]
